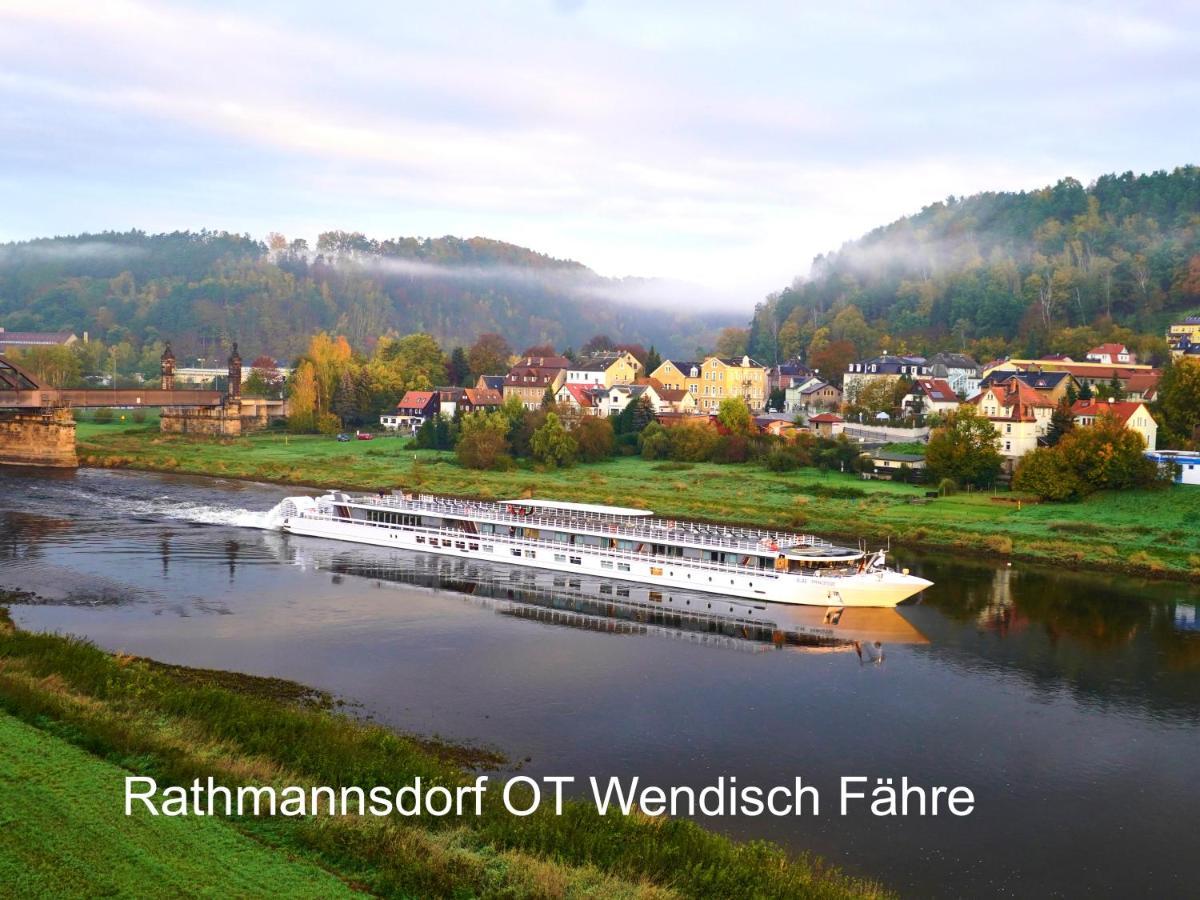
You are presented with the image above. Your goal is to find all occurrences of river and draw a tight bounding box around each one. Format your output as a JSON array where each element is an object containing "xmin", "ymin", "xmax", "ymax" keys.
[{"xmin": 2, "ymin": 467, "xmax": 1198, "ymax": 897}]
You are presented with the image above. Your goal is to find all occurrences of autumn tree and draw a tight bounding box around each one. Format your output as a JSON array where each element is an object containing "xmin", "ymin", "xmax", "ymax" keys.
[
  {"xmin": 530, "ymin": 412, "xmax": 577, "ymax": 467},
  {"xmin": 574, "ymin": 416, "xmax": 615, "ymax": 462},
  {"xmin": 456, "ymin": 410, "xmax": 511, "ymax": 470},
  {"xmin": 1152, "ymin": 358, "xmax": 1200, "ymax": 448},
  {"xmin": 714, "ymin": 327, "xmax": 749, "ymax": 358},
  {"xmin": 287, "ymin": 361, "xmax": 319, "ymax": 433},
  {"xmin": 467, "ymin": 332, "xmax": 512, "ymax": 379},
  {"xmin": 925, "ymin": 406, "xmax": 1002, "ymax": 487},
  {"xmin": 717, "ymin": 397, "xmax": 753, "ymax": 435}
]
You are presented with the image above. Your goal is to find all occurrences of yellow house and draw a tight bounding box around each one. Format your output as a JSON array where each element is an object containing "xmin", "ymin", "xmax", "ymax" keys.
[
  {"xmin": 651, "ymin": 356, "xmax": 769, "ymax": 412},
  {"xmin": 1167, "ymin": 317, "xmax": 1200, "ymax": 357},
  {"xmin": 564, "ymin": 351, "xmax": 643, "ymax": 388}
]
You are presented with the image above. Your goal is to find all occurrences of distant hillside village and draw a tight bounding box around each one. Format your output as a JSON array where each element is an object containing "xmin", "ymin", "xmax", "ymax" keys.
[{"xmin": 4, "ymin": 317, "xmax": 1200, "ymax": 494}]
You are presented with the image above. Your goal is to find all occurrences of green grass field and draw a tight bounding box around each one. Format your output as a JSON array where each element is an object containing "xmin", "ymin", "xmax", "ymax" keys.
[
  {"xmin": 75, "ymin": 422, "xmax": 1200, "ymax": 580},
  {"xmin": 0, "ymin": 605, "xmax": 884, "ymax": 899},
  {"xmin": 0, "ymin": 712, "xmax": 355, "ymax": 897}
]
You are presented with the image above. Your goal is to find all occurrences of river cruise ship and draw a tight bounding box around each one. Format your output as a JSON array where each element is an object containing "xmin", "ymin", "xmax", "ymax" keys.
[{"xmin": 271, "ymin": 493, "xmax": 932, "ymax": 608}]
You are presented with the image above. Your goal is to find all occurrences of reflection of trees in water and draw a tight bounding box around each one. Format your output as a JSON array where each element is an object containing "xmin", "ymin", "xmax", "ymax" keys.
[{"xmin": 0, "ymin": 511, "xmax": 72, "ymax": 562}]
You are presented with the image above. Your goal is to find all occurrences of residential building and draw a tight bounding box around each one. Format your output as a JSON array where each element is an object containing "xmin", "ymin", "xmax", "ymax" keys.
[
  {"xmin": 651, "ymin": 356, "xmax": 769, "ymax": 412},
  {"xmin": 1070, "ymin": 399, "xmax": 1158, "ymax": 450},
  {"xmin": 785, "ymin": 377, "xmax": 841, "ymax": 414},
  {"xmin": 554, "ymin": 382, "xmax": 604, "ymax": 416},
  {"xmin": 392, "ymin": 390, "xmax": 440, "ymax": 431},
  {"xmin": 1167, "ymin": 317, "xmax": 1200, "ymax": 358},
  {"xmin": 768, "ymin": 360, "xmax": 813, "ymax": 393},
  {"xmin": 599, "ymin": 383, "xmax": 660, "ymax": 418},
  {"xmin": 866, "ymin": 450, "xmax": 926, "ymax": 479},
  {"xmin": 503, "ymin": 358, "xmax": 568, "ymax": 409},
  {"xmin": 475, "ymin": 374, "xmax": 505, "ymax": 392},
  {"xmin": 1086, "ymin": 343, "xmax": 1136, "ymax": 365},
  {"xmin": 435, "ymin": 387, "xmax": 465, "ymax": 418},
  {"xmin": 903, "ymin": 378, "xmax": 960, "ymax": 417},
  {"xmin": 808, "ymin": 412, "xmax": 845, "ymax": 438},
  {"xmin": 1123, "ymin": 372, "xmax": 1161, "ymax": 402},
  {"xmin": 979, "ymin": 369, "xmax": 1075, "ymax": 406},
  {"xmin": 1145, "ymin": 450, "xmax": 1200, "ymax": 485},
  {"xmin": 983, "ymin": 357, "xmax": 1156, "ymax": 395},
  {"xmin": 968, "ymin": 378, "xmax": 1055, "ymax": 467},
  {"xmin": 843, "ymin": 355, "xmax": 930, "ymax": 404},
  {"xmin": 564, "ymin": 350, "xmax": 642, "ymax": 388},
  {"xmin": 0, "ymin": 328, "xmax": 79, "ymax": 351},
  {"xmin": 754, "ymin": 414, "xmax": 799, "ymax": 437},
  {"xmin": 654, "ymin": 388, "xmax": 697, "ymax": 415},
  {"xmin": 460, "ymin": 387, "xmax": 504, "ymax": 413},
  {"xmin": 927, "ymin": 352, "xmax": 981, "ymax": 397}
]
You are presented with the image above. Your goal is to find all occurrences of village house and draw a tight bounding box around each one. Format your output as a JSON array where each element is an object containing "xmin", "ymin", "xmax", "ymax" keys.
[
  {"xmin": 979, "ymin": 369, "xmax": 1075, "ymax": 405},
  {"xmin": 651, "ymin": 356, "xmax": 769, "ymax": 412},
  {"xmin": 768, "ymin": 360, "xmax": 813, "ymax": 393},
  {"xmin": 435, "ymin": 388, "xmax": 465, "ymax": 418},
  {"xmin": 785, "ymin": 377, "xmax": 841, "ymax": 414},
  {"xmin": 865, "ymin": 450, "xmax": 926, "ymax": 480},
  {"xmin": 1086, "ymin": 343, "xmax": 1136, "ymax": 365},
  {"xmin": 1123, "ymin": 372, "xmax": 1161, "ymax": 402},
  {"xmin": 460, "ymin": 387, "xmax": 503, "ymax": 413},
  {"xmin": 902, "ymin": 378, "xmax": 960, "ymax": 417},
  {"xmin": 475, "ymin": 374, "xmax": 505, "ymax": 392},
  {"xmin": 564, "ymin": 350, "xmax": 642, "ymax": 388},
  {"xmin": 649, "ymin": 359, "xmax": 701, "ymax": 392},
  {"xmin": 968, "ymin": 378, "xmax": 1055, "ymax": 468},
  {"xmin": 554, "ymin": 382, "xmax": 604, "ymax": 416},
  {"xmin": 1166, "ymin": 317, "xmax": 1200, "ymax": 358},
  {"xmin": 926, "ymin": 352, "xmax": 981, "ymax": 397},
  {"xmin": 807, "ymin": 412, "xmax": 845, "ymax": 438},
  {"xmin": 388, "ymin": 390, "xmax": 439, "ymax": 432},
  {"xmin": 600, "ymin": 383, "xmax": 661, "ymax": 417},
  {"xmin": 1070, "ymin": 398, "xmax": 1158, "ymax": 450},
  {"xmin": 982, "ymin": 357, "xmax": 1155, "ymax": 395},
  {"xmin": 754, "ymin": 413, "xmax": 799, "ymax": 438},
  {"xmin": 654, "ymin": 388, "xmax": 697, "ymax": 415},
  {"xmin": 843, "ymin": 355, "xmax": 930, "ymax": 405},
  {"xmin": 503, "ymin": 356, "xmax": 568, "ymax": 410}
]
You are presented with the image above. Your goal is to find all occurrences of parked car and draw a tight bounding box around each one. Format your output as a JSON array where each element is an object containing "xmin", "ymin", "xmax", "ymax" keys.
[
  {"xmin": 336, "ymin": 433, "xmax": 352, "ymax": 442},
  {"xmin": 355, "ymin": 431, "xmax": 374, "ymax": 440}
]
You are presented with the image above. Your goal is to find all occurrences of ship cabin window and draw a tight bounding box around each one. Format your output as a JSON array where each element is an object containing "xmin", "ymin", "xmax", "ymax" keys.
[
  {"xmin": 416, "ymin": 536, "xmax": 425, "ymax": 543},
  {"xmin": 364, "ymin": 510, "xmax": 420, "ymax": 528},
  {"xmin": 483, "ymin": 545, "xmax": 494, "ymax": 553},
  {"xmin": 524, "ymin": 550, "xmax": 536, "ymax": 558},
  {"xmin": 600, "ymin": 560, "xmax": 614, "ymax": 569},
  {"xmin": 512, "ymin": 548, "xmax": 522, "ymax": 557},
  {"xmin": 441, "ymin": 539, "xmax": 452, "ymax": 547},
  {"xmin": 569, "ymin": 556, "xmax": 582, "ymax": 565},
  {"xmin": 555, "ymin": 553, "xmax": 567, "ymax": 563},
  {"xmin": 455, "ymin": 541, "xmax": 466, "ymax": 549},
  {"xmin": 469, "ymin": 543, "xmax": 479, "ymax": 551},
  {"xmin": 618, "ymin": 562, "xmax": 631, "ymax": 572}
]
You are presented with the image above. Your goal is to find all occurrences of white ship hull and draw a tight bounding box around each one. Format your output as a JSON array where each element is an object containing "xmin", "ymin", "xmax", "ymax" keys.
[{"xmin": 279, "ymin": 505, "xmax": 930, "ymax": 608}]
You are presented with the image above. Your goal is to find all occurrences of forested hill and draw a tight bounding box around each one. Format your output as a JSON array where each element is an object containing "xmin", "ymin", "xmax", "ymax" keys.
[
  {"xmin": 747, "ymin": 166, "xmax": 1200, "ymax": 365},
  {"xmin": 0, "ymin": 231, "xmax": 730, "ymax": 359}
]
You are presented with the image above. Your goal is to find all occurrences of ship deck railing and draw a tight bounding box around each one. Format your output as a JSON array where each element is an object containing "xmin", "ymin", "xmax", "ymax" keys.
[
  {"xmin": 291, "ymin": 510, "xmax": 861, "ymax": 582},
  {"xmin": 334, "ymin": 492, "xmax": 833, "ymax": 554}
]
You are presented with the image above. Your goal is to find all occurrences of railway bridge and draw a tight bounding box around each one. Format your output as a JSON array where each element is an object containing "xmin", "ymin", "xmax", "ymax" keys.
[{"xmin": 0, "ymin": 343, "xmax": 260, "ymax": 467}]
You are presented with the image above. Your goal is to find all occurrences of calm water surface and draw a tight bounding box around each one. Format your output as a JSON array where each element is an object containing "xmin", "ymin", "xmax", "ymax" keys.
[{"xmin": 2, "ymin": 467, "xmax": 1198, "ymax": 898}]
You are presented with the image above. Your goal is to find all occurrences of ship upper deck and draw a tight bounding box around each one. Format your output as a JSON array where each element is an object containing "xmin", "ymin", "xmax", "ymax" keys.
[{"xmin": 330, "ymin": 492, "xmax": 835, "ymax": 555}]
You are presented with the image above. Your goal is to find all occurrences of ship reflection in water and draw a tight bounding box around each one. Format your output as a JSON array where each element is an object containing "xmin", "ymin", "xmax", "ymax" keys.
[{"xmin": 267, "ymin": 532, "xmax": 929, "ymax": 658}]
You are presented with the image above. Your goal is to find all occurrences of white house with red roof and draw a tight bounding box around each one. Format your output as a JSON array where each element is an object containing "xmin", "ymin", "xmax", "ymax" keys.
[
  {"xmin": 807, "ymin": 412, "xmax": 844, "ymax": 437},
  {"xmin": 1086, "ymin": 343, "xmax": 1136, "ymax": 365},
  {"xmin": 1070, "ymin": 398, "xmax": 1158, "ymax": 450},
  {"xmin": 968, "ymin": 378, "xmax": 1055, "ymax": 464},
  {"xmin": 554, "ymin": 382, "xmax": 604, "ymax": 415},
  {"xmin": 903, "ymin": 378, "xmax": 960, "ymax": 416}
]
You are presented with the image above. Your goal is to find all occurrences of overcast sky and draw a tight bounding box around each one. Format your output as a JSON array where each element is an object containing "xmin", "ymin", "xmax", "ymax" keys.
[{"xmin": 1, "ymin": 0, "xmax": 1197, "ymax": 309}]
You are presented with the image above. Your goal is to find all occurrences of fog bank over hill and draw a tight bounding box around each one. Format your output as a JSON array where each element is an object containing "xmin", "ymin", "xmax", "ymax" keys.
[
  {"xmin": 746, "ymin": 166, "xmax": 1200, "ymax": 365},
  {"xmin": 0, "ymin": 230, "xmax": 740, "ymax": 359}
]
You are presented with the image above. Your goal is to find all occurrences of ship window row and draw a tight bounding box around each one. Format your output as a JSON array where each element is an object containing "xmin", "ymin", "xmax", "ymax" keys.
[{"xmin": 364, "ymin": 510, "xmax": 421, "ymax": 527}]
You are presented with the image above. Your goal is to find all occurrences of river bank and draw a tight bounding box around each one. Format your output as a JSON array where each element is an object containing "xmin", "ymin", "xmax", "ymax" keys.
[
  {"xmin": 77, "ymin": 423, "xmax": 1200, "ymax": 583},
  {"xmin": 0, "ymin": 599, "xmax": 884, "ymax": 899}
]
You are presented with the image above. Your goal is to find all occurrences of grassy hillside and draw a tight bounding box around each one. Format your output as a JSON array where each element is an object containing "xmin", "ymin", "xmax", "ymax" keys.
[
  {"xmin": 0, "ymin": 606, "xmax": 883, "ymax": 899},
  {"xmin": 0, "ymin": 711, "xmax": 356, "ymax": 898},
  {"xmin": 76, "ymin": 422, "xmax": 1200, "ymax": 581}
]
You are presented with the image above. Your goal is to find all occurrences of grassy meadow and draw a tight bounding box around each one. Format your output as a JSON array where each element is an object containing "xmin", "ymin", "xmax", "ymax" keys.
[
  {"xmin": 74, "ymin": 421, "xmax": 1200, "ymax": 581},
  {"xmin": 0, "ymin": 605, "xmax": 883, "ymax": 899}
]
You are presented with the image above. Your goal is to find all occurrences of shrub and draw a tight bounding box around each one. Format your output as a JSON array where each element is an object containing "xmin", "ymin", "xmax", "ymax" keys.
[
  {"xmin": 764, "ymin": 448, "xmax": 799, "ymax": 472},
  {"xmin": 92, "ymin": 407, "xmax": 114, "ymax": 424},
  {"xmin": 456, "ymin": 410, "xmax": 512, "ymax": 470},
  {"xmin": 669, "ymin": 420, "xmax": 721, "ymax": 462},
  {"xmin": 574, "ymin": 416, "xmax": 614, "ymax": 462},
  {"xmin": 529, "ymin": 412, "xmax": 577, "ymax": 468},
  {"xmin": 638, "ymin": 422, "xmax": 672, "ymax": 460},
  {"xmin": 131, "ymin": 408, "xmax": 147, "ymax": 424}
]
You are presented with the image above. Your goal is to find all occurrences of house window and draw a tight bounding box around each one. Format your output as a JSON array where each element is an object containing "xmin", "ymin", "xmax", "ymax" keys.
[{"xmin": 1004, "ymin": 441, "xmax": 1011, "ymax": 451}]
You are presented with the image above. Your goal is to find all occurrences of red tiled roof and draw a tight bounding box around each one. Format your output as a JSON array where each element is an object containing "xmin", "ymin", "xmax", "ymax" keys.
[
  {"xmin": 463, "ymin": 388, "xmax": 503, "ymax": 406},
  {"xmin": 396, "ymin": 390, "xmax": 435, "ymax": 410},
  {"xmin": 808, "ymin": 413, "xmax": 844, "ymax": 423},
  {"xmin": 916, "ymin": 378, "xmax": 957, "ymax": 402},
  {"xmin": 558, "ymin": 383, "xmax": 598, "ymax": 407},
  {"xmin": 657, "ymin": 388, "xmax": 689, "ymax": 402},
  {"xmin": 1087, "ymin": 343, "xmax": 1130, "ymax": 359},
  {"xmin": 1070, "ymin": 399, "xmax": 1151, "ymax": 427}
]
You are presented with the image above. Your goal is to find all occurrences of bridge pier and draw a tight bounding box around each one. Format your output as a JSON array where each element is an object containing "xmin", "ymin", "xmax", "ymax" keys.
[{"xmin": 0, "ymin": 408, "xmax": 78, "ymax": 468}]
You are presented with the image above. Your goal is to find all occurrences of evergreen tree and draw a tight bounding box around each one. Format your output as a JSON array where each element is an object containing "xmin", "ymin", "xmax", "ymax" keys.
[
  {"xmin": 541, "ymin": 386, "xmax": 556, "ymax": 409},
  {"xmin": 645, "ymin": 345, "xmax": 662, "ymax": 373},
  {"xmin": 446, "ymin": 346, "xmax": 471, "ymax": 386},
  {"xmin": 1078, "ymin": 380, "xmax": 1094, "ymax": 401},
  {"xmin": 1045, "ymin": 401, "xmax": 1076, "ymax": 447},
  {"xmin": 332, "ymin": 370, "xmax": 359, "ymax": 428}
]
